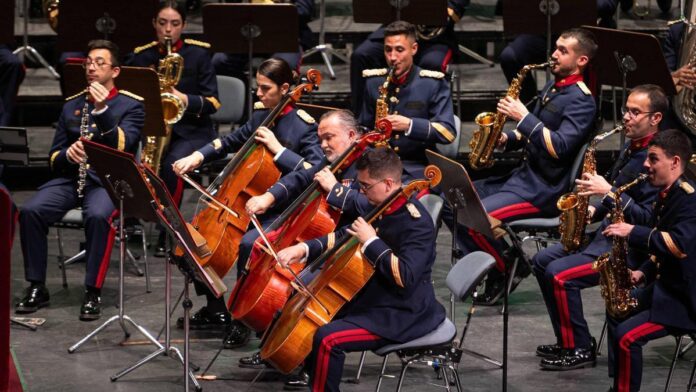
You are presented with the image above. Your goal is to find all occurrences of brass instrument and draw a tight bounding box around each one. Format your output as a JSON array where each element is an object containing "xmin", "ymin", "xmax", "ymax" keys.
[
  {"xmin": 593, "ymin": 173, "xmax": 648, "ymax": 319},
  {"xmin": 142, "ymin": 37, "xmax": 186, "ymax": 175},
  {"xmin": 632, "ymin": 0, "xmax": 652, "ymax": 17},
  {"xmin": 416, "ymin": 25, "xmax": 445, "ymax": 41},
  {"xmin": 557, "ymin": 125, "xmax": 624, "ymax": 252},
  {"xmin": 671, "ymin": 0, "xmax": 696, "ymax": 135},
  {"xmin": 43, "ymin": 0, "xmax": 59, "ymax": 32},
  {"xmin": 375, "ymin": 66, "xmax": 395, "ymax": 127},
  {"xmin": 469, "ymin": 59, "xmax": 556, "ymax": 170},
  {"xmin": 77, "ymin": 92, "xmax": 91, "ymax": 199}
]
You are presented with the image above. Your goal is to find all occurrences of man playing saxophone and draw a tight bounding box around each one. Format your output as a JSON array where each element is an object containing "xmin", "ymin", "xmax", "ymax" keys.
[
  {"xmin": 602, "ymin": 129, "xmax": 696, "ymax": 392},
  {"xmin": 15, "ymin": 40, "xmax": 144, "ymax": 321},
  {"xmin": 532, "ymin": 85, "xmax": 665, "ymax": 371},
  {"xmin": 448, "ymin": 28, "xmax": 597, "ymax": 305}
]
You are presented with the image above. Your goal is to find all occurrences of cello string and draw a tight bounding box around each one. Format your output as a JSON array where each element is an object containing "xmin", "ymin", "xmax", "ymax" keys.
[{"xmin": 179, "ymin": 173, "xmax": 239, "ymax": 218}]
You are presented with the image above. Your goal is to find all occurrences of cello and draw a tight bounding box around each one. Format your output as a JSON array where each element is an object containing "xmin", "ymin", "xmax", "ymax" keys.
[
  {"xmin": 259, "ymin": 165, "xmax": 442, "ymax": 374},
  {"xmin": 229, "ymin": 120, "xmax": 393, "ymax": 332},
  {"xmin": 181, "ymin": 69, "xmax": 322, "ymax": 281}
]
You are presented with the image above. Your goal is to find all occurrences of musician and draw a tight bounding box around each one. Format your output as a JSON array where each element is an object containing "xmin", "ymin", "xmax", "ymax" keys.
[
  {"xmin": 171, "ymin": 57, "xmax": 323, "ymax": 336},
  {"xmin": 602, "ymin": 129, "xmax": 696, "ymax": 392},
  {"xmin": 350, "ymin": 1, "xmax": 468, "ymax": 116},
  {"xmin": 126, "ymin": 0, "xmax": 219, "ymax": 256},
  {"xmin": 276, "ymin": 147, "xmax": 446, "ymax": 392},
  {"xmin": 0, "ymin": 45, "xmax": 25, "ymax": 126},
  {"xmin": 452, "ymin": 28, "xmax": 597, "ymax": 305},
  {"xmin": 532, "ymin": 84, "xmax": 663, "ymax": 371},
  {"xmin": 15, "ymin": 40, "xmax": 144, "ymax": 321},
  {"xmin": 212, "ymin": 0, "xmax": 315, "ymax": 80},
  {"xmin": 660, "ymin": 21, "xmax": 696, "ymax": 137},
  {"xmin": 358, "ymin": 21, "xmax": 456, "ymax": 181}
]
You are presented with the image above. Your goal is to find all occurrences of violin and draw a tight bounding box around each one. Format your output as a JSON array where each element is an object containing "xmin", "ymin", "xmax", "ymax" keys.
[
  {"xmin": 259, "ymin": 165, "xmax": 442, "ymax": 374},
  {"xmin": 182, "ymin": 69, "xmax": 322, "ymax": 280},
  {"xmin": 229, "ymin": 120, "xmax": 393, "ymax": 332}
]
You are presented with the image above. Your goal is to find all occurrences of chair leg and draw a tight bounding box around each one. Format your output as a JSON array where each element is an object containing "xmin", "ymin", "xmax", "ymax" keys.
[
  {"xmin": 597, "ymin": 319, "xmax": 608, "ymax": 356},
  {"xmin": 56, "ymin": 227, "xmax": 67, "ymax": 288},
  {"xmin": 687, "ymin": 347, "xmax": 696, "ymax": 391},
  {"xmin": 440, "ymin": 364, "xmax": 452, "ymax": 392},
  {"xmin": 395, "ymin": 360, "xmax": 412, "ymax": 392},
  {"xmin": 664, "ymin": 335, "xmax": 684, "ymax": 392},
  {"xmin": 448, "ymin": 365, "xmax": 463, "ymax": 392},
  {"xmin": 354, "ymin": 351, "xmax": 367, "ymax": 383},
  {"xmin": 375, "ymin": 354, "xmax": 389, "ymax": 392}
]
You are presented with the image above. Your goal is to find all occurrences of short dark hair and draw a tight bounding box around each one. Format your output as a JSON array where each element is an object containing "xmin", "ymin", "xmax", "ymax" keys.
[
  {"xmin": 649, "ymin": 129, "xmax": 693, "ymax": 170},
  {"xmin": 560, "ymin": 27, "xmax": 598, "ymax": 61},
  {"xmin": 320, "ymin": 109, "xmax": 360, "ymax": 136},
  {"xmin": 384, "ymin": 20, "xmax": 417, "ymax": 42},
  {"xmin": 356, "ymin": 147, "xmax": 402, "ymax": 182},
  {"xmin": 257, "ymin": 58, "xmax": 298, "ymax": 87},
  {"xmin": 87, "ymin": 39, "xmax": 120, "ymax": 67},
  {"xmin": 157, "ymin": 0, "xmax": 187, "ymax": 23},
  {"xmin": 630, "ymin": 84, "xmax": 669, "ymax": 116}
]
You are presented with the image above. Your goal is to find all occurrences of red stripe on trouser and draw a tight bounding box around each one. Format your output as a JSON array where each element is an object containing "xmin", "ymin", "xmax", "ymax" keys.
[
  {"xmin": 313, "ymin": 328, "xmax": 381, "ymax": 392},
  {"xmin": 172, "ymin": 177, "xmax": 184, "ymax": 206},
  {"xmin": 469, "ymin": 228, "xmax": 505, "ymax": 270},
  {"xmin": 95, "ymin": 209, "xmax": 119, "ymax": 288},
  {"xmin": 617, "ymin": 322, "xmax": 664, "ymax": 392},
  {"xmin": 552, "ymin": 263, "xmax": 596, "ymax": 348},
  {"xmin": 441, "ymin": 49, "xmax": 453, "ymax": 73}
]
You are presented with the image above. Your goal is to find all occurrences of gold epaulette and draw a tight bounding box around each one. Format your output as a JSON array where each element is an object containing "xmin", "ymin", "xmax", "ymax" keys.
[
  {"xmin": 420, "ymin": 69, "xmax": 445, "ymax": 79},
  {"xmin": 254, "ymin": 101, "xmax": 266, "ymax": 110},
  {"xmin": 65, "ymin": 90, "xmax": 86, "ymax": 102},
  {"xmin": 134, "ymin": 41, "xmax": 158, "ymax": 54},
  {"xmin": 680, "ymin": 181, "xmax": 694, "ymax": 194},
  {"xmin": 184, "ymin": 38, "xmax": 211, "ymax": 49},
  {"xmin": 119, "ymin": 89, "xmax": 144, "ymax": 101},
  {"xmin": 577, "ymin": 81, "xmax": 592, "ymax": 96},
  {"xmin": 362, "ymin": 68, "xmax": 388, "ymax": 78},
  {"xmin": 297, "ymin": 109, "xmax": 315, "ymax": 124},
  {"xmin": 406, "ymin": 203, "xmax": 421, "ymax": 218}
]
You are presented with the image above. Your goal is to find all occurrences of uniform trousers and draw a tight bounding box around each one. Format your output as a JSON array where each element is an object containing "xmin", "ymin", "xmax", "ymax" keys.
[
  {"xmin": 19, "ymin": 180, "xmax": 117, "ymax": 288},
  {"xmin": 307, "ymin": 319, "xmax": 390, "ymax": 392}
]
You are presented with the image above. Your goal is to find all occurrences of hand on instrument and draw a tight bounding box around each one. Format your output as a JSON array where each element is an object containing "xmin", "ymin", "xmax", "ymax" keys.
[
  {"xmin": 346, "ymin": 217, "xmax": 376, "ymax": 244},
  {"xmin": 496, "ymin": 132, "xmax": 508, "ymax": 148},
  {"xmin": 630, "ymin": 269, "xmax": 645, "ymax": 285},
  {"xmin": 672, "ymin": 64, "xmax": 696, "ymax": 91},
  {"xmin": 88, "ymin": 81, "xmax": 110, "ymax": 111},
  {"xmin": 384, "ymin": 114, "xmax": 412, "ymax": 132},
  {"xmin": 576, "ymin": 172, "xmax": 612, "ymax": 197},
  {"xmin": 315, "ymin": 167, "xmax": 338, "ymax": 193},
  {"xmin": 172, "ymin": 151, "xmax": 204, "ymax": 175},
  {"xmin": 602, "ymin": 222, "xmax": 634, "ymax": 238},
  {"xmin": 587, "ymin": 205, "xmax": 596, "ymax": 220},
  {"xmin": 246, "ymin": 192, "xmax": 275, "ymax": 215},
  {"xmin": 254, "ymin": 126, "xmax": 283, "ymax": 155},
  {"xmin": 497, "ymin": 96, "xmax": 528, "ymax": 122},
  {"xmin": 66, "ymin": 140, "xmax": 87, "ymax": 164},
  {"xmin": 169, "ymin": 87, "xmax": 189, "ymax": 107},
  {"xmin": 277, "ymin": 243, "xmax": 307, "ymax": 267}
]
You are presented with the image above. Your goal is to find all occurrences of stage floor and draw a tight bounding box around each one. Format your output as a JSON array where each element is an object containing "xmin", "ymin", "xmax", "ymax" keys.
[{"xmin": 7, "ymin": 187, "xmax": 696, "ymax": 392}]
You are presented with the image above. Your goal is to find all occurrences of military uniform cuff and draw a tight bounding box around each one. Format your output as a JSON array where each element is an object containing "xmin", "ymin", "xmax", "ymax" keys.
[
  {"xmin": 628, "ymin": 225, "xmax": 652, "ymax": 251},
  {"xmin": 185, "ymin": 94, "xmax": 200, "ymax": 115},
  {"xmin": 198, "ymin": 144, "xmax": 218, "ymax": 162},
  {"xmin": 362, "ymin": 237, "xmax": 390, "ymax": 267},
  {"xmin": 326, "ymin": 183, "xmax": 352, "ymax": 210},
  {"xmin": 268, "ymin": 183, "xmax": 289, "ymax": 205},
  {"xmin": 408, "ymin": 118, "xmax": 431, "ymax": 141},
  {"xmin": 517, "ymin": 112, "xmax": 541, "ymax": 138},
  {"xmin": 275, "ymin": 149, "xmax": 304, "ymax": 173}
]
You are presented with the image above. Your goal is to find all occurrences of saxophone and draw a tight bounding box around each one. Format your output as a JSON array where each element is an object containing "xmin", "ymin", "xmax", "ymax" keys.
[
  {"xmin": 76, "ymin": 93, "xmax": 92, "ymax": 199},
  {"xmin": 374, "ymin": 66, "xmax": 395, "ymax": 127},
  {"xmin": 142, "ymin": 36, "xmax": 186, "ymax": 175},
  {"xmin": 469, "ymin": 59, "xmax": 556, "ymax": 170},
  {"xmin": 557, "ymin": 125, "xmax": 624, "ymax": 252},
  {"xmin": 593, "ymin": 173, "xmax": 648, "ymax": 319}
]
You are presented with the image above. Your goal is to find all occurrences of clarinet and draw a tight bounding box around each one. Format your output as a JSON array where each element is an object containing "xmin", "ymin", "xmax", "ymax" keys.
[{"xmin": 76, "ymin": 93, "xmax": 90, "ymax": 199}]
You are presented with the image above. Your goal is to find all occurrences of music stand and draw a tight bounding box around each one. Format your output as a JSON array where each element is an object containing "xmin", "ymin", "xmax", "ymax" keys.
[
  {"xmin": 56, "ymin": 0, "xmax": 158, "ymax": 54},
  {"xmin": 13, "ymin": 0, "xmax": 59, "ymax": 79},
  {"xmin": 202, "ymin": 3, "xmax": 299, "ymax": 118}
]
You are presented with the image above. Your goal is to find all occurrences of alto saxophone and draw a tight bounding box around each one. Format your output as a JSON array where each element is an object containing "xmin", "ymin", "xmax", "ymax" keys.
[
  {"xmin": 76, "ymin": 92, "xmax": 92, "ymax": 199},
  {"xmin": 557, "ymin": 125, "xmax": 624, "ymax": 252},
  {"xmin": 592, "ymin": 173, "xmax": 648, "ymax": 319},
  {"xmin": 374, "ymin": 66, "xmax": 395, "ymax": 127},
  {"xmin": 469, "ymin": 58, "xmax": 556, "ymax": 170}
]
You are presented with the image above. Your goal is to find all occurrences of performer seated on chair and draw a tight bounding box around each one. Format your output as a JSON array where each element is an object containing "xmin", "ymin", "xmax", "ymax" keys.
[
  {"xmin": 532, "ymin": 84, "xmax": 664, "ymax": 371},
  {"xmin": 448, "ymin": 27, "xmax": 597, "ymax": 306},
  {"xmin": 0, "ymin": 44, "xmax": 25, "ymax": 126},
  {"xmin": 358, "ymin": 20, "xmax": 456, "ymax": 182},
  {"xmin": 277, "ymin": 147, "xmax": 446, "ymax": 392},
  {"xmin": 171, "ymin": 57, "xmax": 323, "ymax": 338},
  {"xmin": 602, "ymin": 129, "xmax": 696, "ymax": 392},
  {"xmin": 126, "ymin": 0, "xmax": 220, "ymax": 256},
  {"xmin": 15, "ymin": 39, "xmax": 144, "ymax": 321},
  {"xmin": 350, "ymin": 0, "xmax": 469, "ymax": 116}
]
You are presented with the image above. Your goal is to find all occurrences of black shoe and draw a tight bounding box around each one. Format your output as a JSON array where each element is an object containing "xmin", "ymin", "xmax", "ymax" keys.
[
  {"xmin": 176, "ymin": 306, "xmax": 232, "ymax": 330},
  {"xmin": 15, "ymin": 284, "xmax": 50, "ymax": 314},
  {"xmin": 238, "ymin": 351, "xmax": 270, "ymax": 369},
  {"xmin": 79, "ymin": 290, "xmax": 101, "ymax": 321},
  {"xmin": 539, "ymin": 338, "xmax": 597, "ymax": 370},
  {"xmin": 473, "ymin": 273, "xmax": 506, "ymax": 306},
  {"xmin": 536, "ymin": 343, "xmax": 563, "ymax": 359},
  {"xmin": 223, "ymin": 320, "xmax": 251, "ymax": 349},
  {"xmin": 284, "ymin": 370, "xmax": 309, "ymax": 390}
]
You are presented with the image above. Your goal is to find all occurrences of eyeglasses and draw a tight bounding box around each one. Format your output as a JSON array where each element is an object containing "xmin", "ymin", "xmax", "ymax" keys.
[
  {"xmin": 621, "ymin": 106, "xmax": 656, "ymax": 119},
  {"xmin": 82, "ymin": 58, "xmax": 113, "ymax": 69},
  {"xmin": 359, "ymin": 179, "xmax": 386, "ymax": 192}
]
